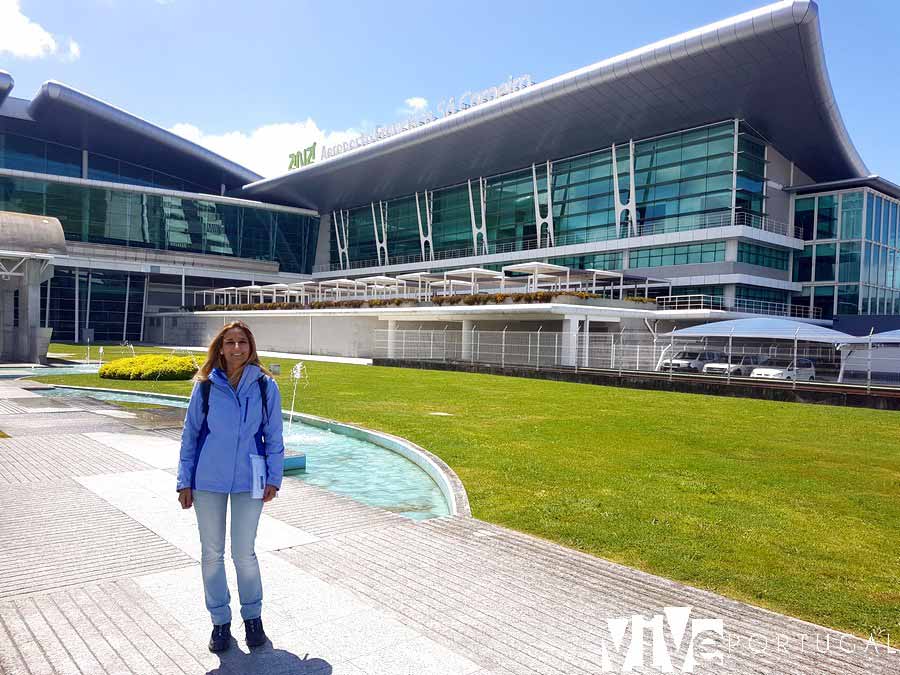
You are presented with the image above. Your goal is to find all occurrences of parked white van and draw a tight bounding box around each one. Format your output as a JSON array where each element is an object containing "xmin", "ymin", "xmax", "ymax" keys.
[{"xmin": 750, "ymin": 358, "xmax": 816, "ymax": 381}]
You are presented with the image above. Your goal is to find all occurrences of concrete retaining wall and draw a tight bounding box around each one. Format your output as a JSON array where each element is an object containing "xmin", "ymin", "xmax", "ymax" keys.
[{"xmin": 146, "ymin": 312, "xmax": 385, "ymax": 357}]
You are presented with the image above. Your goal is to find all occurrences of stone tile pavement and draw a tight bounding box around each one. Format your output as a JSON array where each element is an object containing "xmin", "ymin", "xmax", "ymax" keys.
[{"xmin": 0, "ymin": 379, "xmax": 897, "ymax": 674}]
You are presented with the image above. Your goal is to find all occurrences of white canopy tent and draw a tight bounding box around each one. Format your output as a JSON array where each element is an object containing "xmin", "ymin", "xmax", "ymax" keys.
[
  {"xmin": 259, "ymin": 283, "xmax": 291, "ymax": 302},
  {"xmin": 396, "ymin": 271, "xmax": 444, "ymax": 300},
  {"xmin": 430, "ymin": 279, "xmax": 474, "ymax": 296},
  {"xmin": 318, "ymin": 278, "xmax": 367, "ymax": 300},
  {"xmin": 501, "ymin": 262, "xmax": 570, "ymax": 293},
  {"xmin": 286, "ymin": 281, "xmax": 318, "ymax": 304},
  {"xmin": 444, "ymin": 267, "xmax": 503, "ymax": 294},
  {"xmin": 837, "ymin": 329, "xmax": 900, "ymax": 383},
  {"xmin": 236, "ymin": 285, "xmax": 264, "ymax": 304},
  {"xmin": 357, "ymin": 275, "xmax": 407, "ymax": 299}
]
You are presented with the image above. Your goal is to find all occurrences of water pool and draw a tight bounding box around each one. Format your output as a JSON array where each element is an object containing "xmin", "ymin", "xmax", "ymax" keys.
[
  {"xmin": 0, "ymin": 364, "xmax": 102, "ymax": 379},
  {"xmin": 37, "ymin": 386, "xmax": 451, "ymax": 520}
]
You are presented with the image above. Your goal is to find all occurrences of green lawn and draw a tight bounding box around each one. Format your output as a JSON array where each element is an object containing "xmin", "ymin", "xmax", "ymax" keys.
[{"xmin": 33, "ymin": 343, "xmax": 900, "ymax": 640}]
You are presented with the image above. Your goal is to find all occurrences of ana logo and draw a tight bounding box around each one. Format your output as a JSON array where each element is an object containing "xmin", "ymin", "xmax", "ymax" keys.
[
  {"xmin": 600, "ymin": 607, "xmax": 724, "ymax": 673},
  {"xmin": 288, "ymin": 142, "xmax": 316, "ymax": 170}
]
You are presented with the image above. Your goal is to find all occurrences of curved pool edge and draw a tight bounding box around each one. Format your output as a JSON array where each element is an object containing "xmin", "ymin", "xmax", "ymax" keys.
[{"xmin": 30, "ymin": 382, "xmax": 471, "ymax": 518}]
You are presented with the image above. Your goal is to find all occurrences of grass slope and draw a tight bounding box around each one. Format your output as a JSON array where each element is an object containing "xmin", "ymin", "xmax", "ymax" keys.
[{"xmin": 33, "ymin": 344, "xmax": 900, "ymax": 639}]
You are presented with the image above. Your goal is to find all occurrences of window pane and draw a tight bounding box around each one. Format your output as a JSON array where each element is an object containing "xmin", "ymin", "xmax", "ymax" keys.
[
  {"xmin": 793, "ymin": 245, "xmax": 813, "ymax": 282},
  {"xmin": 814, "ymin": 243, "xmax": 836, "ymax": 282},
  {"xmin": 814, "ymin": 285, "xmax": 835, "ymax": 320},
  {"xmin": 816, "ymin": 195, "xmax": 836, "ymax": 239},
  {"xmin": 837, "ymin": 284, "xmax": 859, "ymax": 315},
  {"xmin": 838, "ymin": 241, "xmax": 860, "ymax": 282},
  {"xmin": 794, "ymin": 197, "xmax": 815, "ymax": 240},
  {"xmin": 840, "ymin": 192, "xmax": 863, "ymax": 240}
]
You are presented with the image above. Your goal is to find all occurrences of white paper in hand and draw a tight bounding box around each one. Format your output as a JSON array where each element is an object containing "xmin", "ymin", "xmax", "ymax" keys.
[{"xmin": 249, "ymin": 454, "xmax": 267, "ymax": 499}]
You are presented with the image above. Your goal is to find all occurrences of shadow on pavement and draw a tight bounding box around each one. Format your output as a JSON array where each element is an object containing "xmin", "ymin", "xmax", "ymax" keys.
[{"xmin": 206, "ymin": 639, "xmax": 333, "ymax": 674}]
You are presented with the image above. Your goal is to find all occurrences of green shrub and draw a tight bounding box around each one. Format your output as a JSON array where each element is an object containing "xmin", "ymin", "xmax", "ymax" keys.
[{"xmin": 99, "ymin": 354, "xmax": 198, "ymax": 381}]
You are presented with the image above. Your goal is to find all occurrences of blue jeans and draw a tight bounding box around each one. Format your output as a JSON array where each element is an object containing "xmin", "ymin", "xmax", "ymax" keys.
[{"xmin": 193, "ymin": 490, "xmax": 264, "ymax": 626}]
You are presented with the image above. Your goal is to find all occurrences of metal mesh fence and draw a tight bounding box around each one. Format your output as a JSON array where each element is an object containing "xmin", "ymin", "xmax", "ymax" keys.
[{"xmin": 374, "ymin": 328, "xmax": 900, "ymax": 389}]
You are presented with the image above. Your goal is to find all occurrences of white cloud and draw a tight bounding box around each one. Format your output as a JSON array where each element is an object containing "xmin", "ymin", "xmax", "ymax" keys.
[
  {"xmin": 168, "ymin": 120, "xmax": 361, "ymax": 178},
  {"xmin": 398, "ymin": 96, "xmax": 429, "ymax": 117},
  {"xmin": 0, "ymin": 0, "xmax": 81, "ymax": 61},
  {"xmin": 63, "ymin": 39, "xmax": 80, "ymax": 62},
  {"xmin": 405, "ymin": 96, "xmax": 428, "ymax": 111}
]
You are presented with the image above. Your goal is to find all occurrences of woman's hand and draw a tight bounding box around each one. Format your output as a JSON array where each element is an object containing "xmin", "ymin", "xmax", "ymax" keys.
[
  {"xmin": 263, "ymin": 485, "xmax": 278, "ymax": 503},
  {"xmin": 178, "ymin": 488, "xmax": 193, "ymax": 509}
]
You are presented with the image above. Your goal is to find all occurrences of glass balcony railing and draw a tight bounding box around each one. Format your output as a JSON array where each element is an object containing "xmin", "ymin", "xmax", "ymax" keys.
[{"xmin": 656, "ymin": 294, "xmax": 822, "ymax": 319}]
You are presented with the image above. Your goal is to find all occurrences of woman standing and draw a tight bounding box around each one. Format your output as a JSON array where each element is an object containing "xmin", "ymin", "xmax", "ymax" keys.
[{"xmin": 176, "ymin": 321, "xmax": 284, "ymax": 653}]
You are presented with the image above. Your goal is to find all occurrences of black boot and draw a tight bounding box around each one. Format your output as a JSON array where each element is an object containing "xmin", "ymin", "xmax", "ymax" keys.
[
  {"xmin": 208, "ymin": 623, "xmax": 231, "ymax": 652},
  {"xmin": 244, "ymin": 617, "xmax": 267, "ymax": 648}
]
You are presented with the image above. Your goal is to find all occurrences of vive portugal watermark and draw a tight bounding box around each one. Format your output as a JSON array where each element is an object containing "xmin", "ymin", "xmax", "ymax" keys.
[{"xmin": 598, "ymin": 606, "xmax": 897, "ymax": 673}]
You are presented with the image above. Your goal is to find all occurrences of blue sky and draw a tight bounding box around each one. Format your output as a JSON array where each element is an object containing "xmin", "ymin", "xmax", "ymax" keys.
[{"xmin": 1, "ymin": 0, "xmax": 898, "ymax": 179}]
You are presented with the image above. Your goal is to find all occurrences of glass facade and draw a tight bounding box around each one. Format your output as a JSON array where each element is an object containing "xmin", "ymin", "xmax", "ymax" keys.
[
  {"xmin": 0, "ymin": 174, "xmax": 319, "ymax": 274},
  {"xmin": 738, "ymin": 242, "xmax": 789, "ymax": 270},
  {"xmin": 331, "ymin": 120, "xmax": 763, "ymax": 269},
  {"xmin": 791, "ymin": 188, "xmax": 900, "ymax": 318},
  {"xmin": 629, "ymin": 241, "xmax": 725, "ymax": 268},
  {"xmin": 548, "ymin": 252, "xmax": 623, "ymax": 270},
  {"xmin": 0, "ymin": 131, "xmax": 214, "ymax": 194},
  {"xmin": 39, "ymin": 269, "xmax": 146, "ymax": 342}
]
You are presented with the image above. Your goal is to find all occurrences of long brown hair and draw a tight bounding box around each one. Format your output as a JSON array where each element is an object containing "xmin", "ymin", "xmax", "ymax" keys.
[{"xmin": 195, "ymin": 320, "xmax": 272, "ymax": 382}]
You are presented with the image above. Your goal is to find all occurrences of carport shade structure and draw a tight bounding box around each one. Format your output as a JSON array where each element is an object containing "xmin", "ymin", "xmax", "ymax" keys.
[
  {"xmin": 664, "ymin": 318, "xmax": 854, "ymax": 382},
  {"xmin": 664, "ymin": 318, "xmax": 853, "ymax": 343}
]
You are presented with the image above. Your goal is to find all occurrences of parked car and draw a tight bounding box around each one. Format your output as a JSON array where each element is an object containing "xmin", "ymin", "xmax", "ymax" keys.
[
  {"xmin": 749, "ymin": 357, "xmax": 816, "ymax": 381},
  {"xmin": 659, "ymin": 350, "xmax": 728, "ymax": 373},
  {"xmin": 702, "ymin": 354, "xmax": 769, "ymax": 376}
]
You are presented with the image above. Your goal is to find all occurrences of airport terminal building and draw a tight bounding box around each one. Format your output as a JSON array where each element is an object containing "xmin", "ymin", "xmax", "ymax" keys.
[{"xmin": 0, "ymin": 0, "xmax": 898, "ymax": 355}]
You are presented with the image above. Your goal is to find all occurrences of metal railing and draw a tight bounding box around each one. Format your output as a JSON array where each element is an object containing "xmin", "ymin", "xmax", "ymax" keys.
[
  {"xmin": 656, "ymin": 294, "xmax": 822, "ymax": 319},
  {"xmin": 314, "ymin": 210, "xmax": 800, "ymax": 273}
]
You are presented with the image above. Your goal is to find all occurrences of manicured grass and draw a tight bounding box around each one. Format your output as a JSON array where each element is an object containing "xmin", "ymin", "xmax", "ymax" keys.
[
  {"xmin": 48, "ymin": 342, "xmax": 205, "ymax": 362},
  {"xmin": 31, "ymin": 345, "xmax": 900, "ymax": 639}
]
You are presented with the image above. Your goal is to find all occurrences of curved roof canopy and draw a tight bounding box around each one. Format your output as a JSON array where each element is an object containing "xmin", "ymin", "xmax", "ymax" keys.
[
  {"xmin": 0, "ymin": 212, "xmax": 67, "ymax": 255},
  {"xmin": 0, "ymin": 79, "xmax": 260, "ymax": 192},
  {"xmin": 243, "ymin": 0, "xmax": 865, "ymax": 212},
  {"xmin": 0, "ymin": 71, "xmax": 12, "ymax": 107},
  {"xmin": 666, "ymin": 317, "xmax": 852, "ymax": 343}
]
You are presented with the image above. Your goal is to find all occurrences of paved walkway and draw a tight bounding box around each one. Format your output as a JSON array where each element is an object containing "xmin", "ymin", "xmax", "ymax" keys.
[{"xmin": 0, "ymin": 379, "xmax": 896, "ymax": 675}]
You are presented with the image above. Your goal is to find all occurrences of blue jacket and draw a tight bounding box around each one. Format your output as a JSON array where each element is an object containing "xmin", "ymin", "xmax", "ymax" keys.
[{"xmin": 176, "ymin": 364, "xmax": 284, "ymax": 493}]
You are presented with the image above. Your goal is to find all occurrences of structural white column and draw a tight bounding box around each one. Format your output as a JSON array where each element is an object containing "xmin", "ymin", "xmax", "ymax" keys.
[
  {"xmin": 723, "ymin": 284, "xmax": 736, "ymax": 307},
  {"xmin": 582, "ymin": 318, "xmax": 591, "ymax": 367},
  {"xmin": 74, "ymin": 268, "xmax": 80, "ymax": 343},
  {"xmin": 561, "ymin": 316, "xmax": 580, "ymax": 367},
  {"xmin": 139, "ymin": 273, "xmax": 148, "ymax": 342},
  {"xmin": 332, "ymin": 209, "xmax": 350, "ymax": 270},
  {"xmin": 387, "ymin": 319, "xmax": 399, "ymax": 358},
  {"xmin": 122, "ymin": 273, "xmax": 130, "ymax": 341},
  {"xmin": 44, "ymin": 277, "xmax": 50, "ymax": 328},
  {"xmin": 532, "ymin": 161, "xmax": 555, "ymax": 247},
  {"xmin": 612, "ymin": 141, "xmax": 637, "ymax": 238},
  {"xmin": 724, "ymin": 239, "xmax": 739, "ymax": 262},
  {"xmin": 415, "ymin": 190, "xmax": 435, "ymax": 262},
  {"xmin": 371, "ymin": 201, "xmax": 389, "ymax": 266},
  {"xmin": 461, "ymin": 319, "xmax": 474, "ymax": 360},
  {"xmin": 84, "ymin": 271, "xmax": 92, "ymax": 338},
  {"xmin": 467, "ymin": 178, "xmax": 489, "ymax": 255}
]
